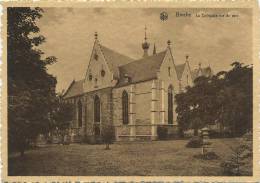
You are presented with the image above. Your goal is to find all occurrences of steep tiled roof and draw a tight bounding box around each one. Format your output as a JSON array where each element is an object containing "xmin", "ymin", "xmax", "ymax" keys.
[
  {"xmin": 191, "ymin": 66, "xmax": 213, "ymax": 80},
  {"xmin": 99, "ymin": 45, "xmax": 134, "ymax": 79},
  {"xmin": 175, "ymin": 63, "xmax": 186, "ymax": 80},
  {"xmin": 116, "ymin": 51, "xmax": 167, "ymax": 87},
  {"xmin": 63, "ymin": 80, "xmax": 84, "ymax": 99}
]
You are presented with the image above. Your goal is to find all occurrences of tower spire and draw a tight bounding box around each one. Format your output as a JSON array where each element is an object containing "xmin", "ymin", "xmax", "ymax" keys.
[
  {"xmin": 94, "ymin": 32, "xmax": 98, "ymax": 40},
  {"xmin": 186, "ymin": 55, "xmax": 189, "ymax": 62},
  {"xmin": 144, "ymin": 25, "xmax": 147, "ymax": 40},
  {"xmin": 142, "ymin": 25, "xmax": 150, "ymax": 57}
]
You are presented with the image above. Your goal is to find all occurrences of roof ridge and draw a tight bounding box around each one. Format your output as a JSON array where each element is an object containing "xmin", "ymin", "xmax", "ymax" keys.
[
  {"xmin": 99, "ymin": 44, "xmax": 134, "ymax": 61},
  {"xmin": 120, "ymin": 50, "xmax": 167, "ymax": 68}
]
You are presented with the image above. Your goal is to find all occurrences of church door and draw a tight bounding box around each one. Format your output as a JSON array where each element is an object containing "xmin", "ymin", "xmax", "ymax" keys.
[
  {"xmin": 168, "ymin": 85, "xmax": 173, "ymax": 124},
  {"xmin": 94, "ymin": 95, "xmax": 101, "ymax": 136}
]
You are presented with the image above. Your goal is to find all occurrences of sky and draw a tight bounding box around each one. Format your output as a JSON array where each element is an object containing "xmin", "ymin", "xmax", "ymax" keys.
[{"xmin": 36, "ymin": 8, "xmax": 252, "ymax": 92}]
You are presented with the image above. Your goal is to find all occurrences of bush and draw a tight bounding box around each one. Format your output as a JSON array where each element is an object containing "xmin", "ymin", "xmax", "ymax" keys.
[
  {"xmin": 208, "ymin": 130, "xmax": 221, "ymax": 138},
  {"xmin": 208, "ymin": 130, "xmax": 233, "ymax": 139},
  {"xmin": 101, "ymin": 125, "xmax": 115, "ymax": 149},
  {"xmin": 186, "ymin": 136, "xmax": 203, "ymax": 148},
  {"xmin": 157, "ymin": 126, "xmax": 168, "ymax": 140},
  {"xmin": 194, "ymin": 152, "xmax": 219, "ymax": 160},
  {"xmin": 220, "ymin": 142, "xmax": 252, "ymax": 176},
  {"xmin": 243, "ymin": 131, "xmax": 252, "ymax": 141}
]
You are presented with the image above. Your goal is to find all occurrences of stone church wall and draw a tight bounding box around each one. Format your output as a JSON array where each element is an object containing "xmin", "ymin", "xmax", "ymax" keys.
[
  {"xmin": 112, "ymin": 80, "xmax": 158, "ymax": 140},
  {"xmin": 66, "ymin": 87, "xmax": 113, "ymax": 142},
  {"xmin": 84, "ymin": 87, "xmax": 113, "ymax": 137}
]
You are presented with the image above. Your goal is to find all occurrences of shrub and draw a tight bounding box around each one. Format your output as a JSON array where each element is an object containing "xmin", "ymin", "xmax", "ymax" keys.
[
  {"xmin": 194, "ymin": 152, "xmax": 219, "ymax": 160},
  {"xmin": 186, "ymin": 136, "xmax": 203, "ymax": 148},
  {"xmin": 243, "ymin": 131, "xmax": 252, "ymax": 141},
  {"xmin": 208, "ymin": 130, "xmax": 221, "ymax": 138},
  {"xmin": 157, "ymin": 126, "xmax": 168, "ymax": 140},
  {"xmin": 101, "ymin": 125, "xmax": 115, "ymax": 150},
  {"xmin": 220, "ymin": 142, "xmax": 252, "ymax": 176}
]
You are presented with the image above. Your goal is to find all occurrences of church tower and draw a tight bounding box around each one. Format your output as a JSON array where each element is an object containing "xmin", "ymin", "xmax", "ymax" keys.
[{"xmin": 142, "ymin": 26, "xmax": 150, "ymax": 57}]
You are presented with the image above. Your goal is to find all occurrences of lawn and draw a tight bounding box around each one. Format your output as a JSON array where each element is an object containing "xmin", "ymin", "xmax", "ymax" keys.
[{"xmin": 8, "ymin": 138, "xmax": 252, "ymax": 176}]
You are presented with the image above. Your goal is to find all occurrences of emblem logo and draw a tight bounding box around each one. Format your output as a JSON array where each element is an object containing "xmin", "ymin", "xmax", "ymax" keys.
[{"xmin": 160, "ymin": 11, "xmax": 168, "ymax": 21}]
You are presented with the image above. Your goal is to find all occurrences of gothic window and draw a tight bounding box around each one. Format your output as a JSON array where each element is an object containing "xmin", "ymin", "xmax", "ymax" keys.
[
  {"xmin": 94, "ymin": 95, "xmax": 100, "ymax": 123},
  {"xmin": 122, "ymin": 90, "xmax": 129, "ymax": 125},
  {"xmin": 101, "ymin": 69, "xmax": 105, "ymax": 77},
  {"xmin": 94, "ymin": 51, "xmax": 98, "ymax": 60},
  {"xmin": 168, "ymin": 85, "xmax": 173, "ymax": 124},
  {"xmin": 77, "ymin": 100, "xmax": 83, "ymax": 127},
  {"xmin": 187, "ymin": 74, "xmax": 189, "ymax": 85},
  {"xmin": 168, "ymin": 67, "xmax": 171, "ymax": 76},
  {"xmin": 85, "ymin": 105, "xmax": 88, "ymax": 126}
]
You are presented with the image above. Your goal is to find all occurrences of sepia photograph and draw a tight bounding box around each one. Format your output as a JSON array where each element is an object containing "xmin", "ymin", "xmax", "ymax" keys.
[{"xmin": 4, "ymin": 3, "xmax": 258, "ymax": 180}]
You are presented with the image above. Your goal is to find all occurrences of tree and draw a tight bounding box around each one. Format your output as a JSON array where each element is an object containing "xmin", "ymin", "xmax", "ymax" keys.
[
  {"xmin": 101, "ymin": 124, "xmax": 115, "ymax": 150},
  {"xmin": 8, "ymin": 7, "xmax": 57, "ymax": 156},
  {"xmin": 52, "ymin": 97, "xmax": 74, "ymax": 144},
  {"xmin": 176, "ymin": 76, "xmax": 217, "ymax": 136},
  {"xmin": 175, "ymin": 62, "xmax": 252, "ymax": 137},
  {"xmin": 220, "ymin": 62, "xmax": 252, "ymax": 136}
]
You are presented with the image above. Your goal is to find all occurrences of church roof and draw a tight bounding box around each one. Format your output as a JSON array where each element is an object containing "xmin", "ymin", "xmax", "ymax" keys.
[
  {"xmin": 99, "ymin": 45, "xmax": 134, "ymax": 79},
  {"xmin": 116, "ymin": 50, "xmax": 167, "ymax": 87},
  {"xmin": 63, "ymin": 79, "xmax": 84, "ymax": 99},
  {"xmin": 191, "ymin": 66, "xmax": 213, "ymax": 80},
  {"xmin": 175, "ymin": 63, "xmax": 186, "ymax": 80}
]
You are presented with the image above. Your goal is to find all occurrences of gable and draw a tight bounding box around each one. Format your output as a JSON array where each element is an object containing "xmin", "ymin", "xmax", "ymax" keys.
[
  {"xmin": 191, "ymin": 66, "xmax": 213, "ymax": 80},
  {"xmin": 181, "ymin": 63, "xmax": 193, "ymax": 87},
  {"xmin": 175, "ymin": 63, "xmax": 186, "ymax": 80},
  {"xmin": 159, "ymin": 49, "xmax": 178, "ymax": 81},
  {"xmin": 84, "ymin": 40, "xmax": 115, "ymax": 92}
]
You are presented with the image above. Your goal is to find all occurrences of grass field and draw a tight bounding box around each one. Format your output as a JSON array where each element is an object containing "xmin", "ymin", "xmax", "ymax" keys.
[{"xmin": 8, "ymin": 138, "xmax": 252, "ymax": 176}]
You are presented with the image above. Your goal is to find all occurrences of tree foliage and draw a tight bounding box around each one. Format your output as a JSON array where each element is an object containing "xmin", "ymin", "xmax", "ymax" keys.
[
  {"xmin": 175, "ymin": 62, "xmax": 252, "ymax": 137},
  {"xmin": 8, "ymin": 7, "xmax": 57, "ymax": 155},
  {"xmin": 101, "ymin": 124, "xmax": 115, "ymax": 150},
  {"xmin": 51, "ymin": 96, "xmax": 74, "ymax": 144}
]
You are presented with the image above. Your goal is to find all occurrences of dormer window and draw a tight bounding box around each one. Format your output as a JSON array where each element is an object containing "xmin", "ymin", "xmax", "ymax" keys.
[
  {"xmin": 124, "ymin": 74, "xmax": 131, "ymax": 83},
  {"xmin": 168, "ymin": 67, "xmax": 171, "ymax": 76},
  {"xmin": 101, "ymin": 69, "xmax": 105, "ymax": 77}
]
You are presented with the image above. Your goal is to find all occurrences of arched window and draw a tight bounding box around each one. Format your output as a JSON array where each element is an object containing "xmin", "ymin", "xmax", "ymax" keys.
[
  {"xmin": 168, "ymin": 85, "xmax": 173, "ymax": 124},
  {"xmin": 94, "ymin": 95, "xmax": 100, "ymax": 123},
  {"xmin": 168, "ymin": 67, "xmax": 171, "ymax": 76},
  {"xmin": 122, "ymin": 91, "xmax": 129, "ymax": 124},
  {"xmin": 77, "ymin": 100, "xmax": 83, "ymax": 127}
]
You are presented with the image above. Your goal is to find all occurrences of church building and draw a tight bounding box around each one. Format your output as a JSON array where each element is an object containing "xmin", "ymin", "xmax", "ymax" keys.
[{"xmin": 63, "ymin": 29, "xmax": 212, "ymax": 142}]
